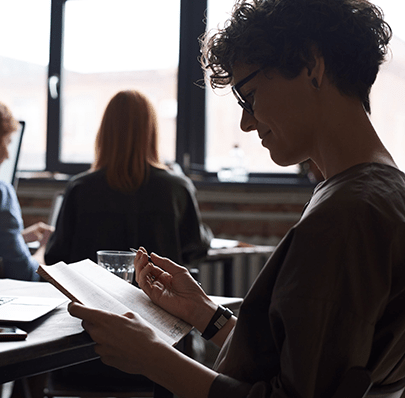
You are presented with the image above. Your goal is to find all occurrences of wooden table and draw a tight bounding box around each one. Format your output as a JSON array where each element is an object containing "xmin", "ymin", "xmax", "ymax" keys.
[{"xmin": 0, "ymin": 279, "xmax": 242, "ymax": 385}]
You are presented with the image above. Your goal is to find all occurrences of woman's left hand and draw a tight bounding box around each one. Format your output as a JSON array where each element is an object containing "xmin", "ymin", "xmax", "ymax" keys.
[{"xmin": 68, "ymin": 302, "xmax": 166, "ymax": 375}]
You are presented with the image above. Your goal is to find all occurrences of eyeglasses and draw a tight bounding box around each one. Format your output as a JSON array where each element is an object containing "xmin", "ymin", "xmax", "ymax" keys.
[{"xmin": 231, "ymin": 68, "xmax": 261, "ymax": 115}]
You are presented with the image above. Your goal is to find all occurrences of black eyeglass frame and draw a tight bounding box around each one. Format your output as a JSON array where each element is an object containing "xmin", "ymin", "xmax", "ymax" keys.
[{"xmin": 231, "ymin": 68, "xmax": 261, "ymax": 115}]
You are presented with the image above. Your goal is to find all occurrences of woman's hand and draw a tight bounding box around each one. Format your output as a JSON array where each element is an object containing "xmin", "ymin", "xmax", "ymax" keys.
[
  {"xmin": 68, "ymin": 302, "xmax": 165, "ymax": 375},
  {"xmin": 22, "ymin": 222, "xmax": 54, "ymax": 245},
  {"xmin": 134, "ymin": 247, "xmax": 217, "ymax": 333},
  {"xmin": 68, "ymin": 302, "xmax": 218, "ymax": 398}
]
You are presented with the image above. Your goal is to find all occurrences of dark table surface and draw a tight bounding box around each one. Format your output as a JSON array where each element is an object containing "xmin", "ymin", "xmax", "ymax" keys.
[
  {"xmin": 0, "ymin": 279, "xmax": 97, "ymax": 384},
  {"xmin": 0, "ymin": 279, "xmax": 243, "ymax": 384}
]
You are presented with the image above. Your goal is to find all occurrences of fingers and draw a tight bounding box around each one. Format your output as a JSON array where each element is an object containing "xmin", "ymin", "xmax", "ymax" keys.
[
  {"xmin": 68, "ymin": 301, "xmax": 107, "ymax": 323},
  {"xmin": 68, "ymin": 302, "xmax": 127, "ymax": 344},
  {"xmin": 134, "ymin": 247, "xmax": 161, "ymax": 286},
  {"xmin": 136, "ymin": 262, "xmax": 163, "ymax": 292},
  {"xmin": 150, "ymin": 252, "xmax": 186, "ymax": 275},
  {"xmin": 134, "ymin": 247, "xmax": 149, "ymax": 271},
  {"xmin": 134, "ymin": 248, "xmax": 149, "ymax": 284}
]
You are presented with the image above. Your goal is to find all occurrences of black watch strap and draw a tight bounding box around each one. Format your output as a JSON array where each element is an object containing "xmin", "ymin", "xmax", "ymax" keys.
[{"xmin": 201, "ymin": 305, "xmax": 233, "ymax": 340}]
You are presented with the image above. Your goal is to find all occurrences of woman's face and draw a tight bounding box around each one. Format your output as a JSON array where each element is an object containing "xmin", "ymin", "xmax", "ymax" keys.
[
  {"xmin": 0, "ymin": 132, "xmax": 13, "ymax": 165},
  {"xmin": 232, "ymin": 63, "xmax": 318, "ymax": 167}
]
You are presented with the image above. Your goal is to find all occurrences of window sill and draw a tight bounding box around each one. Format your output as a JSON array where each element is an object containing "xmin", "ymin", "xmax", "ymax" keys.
[{"xmin": 191, "ymin": 172, "xmax": 317, "ymax": 190}]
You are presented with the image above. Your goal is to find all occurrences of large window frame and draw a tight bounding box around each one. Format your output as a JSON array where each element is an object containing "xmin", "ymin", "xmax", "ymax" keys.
[
  {"xmin": 45, "ymin": 0, "xmax": 310, "ymax": 186},
  {"xmin": 46, "ymin": 0, "xmax": 207, "ymax": 175}
]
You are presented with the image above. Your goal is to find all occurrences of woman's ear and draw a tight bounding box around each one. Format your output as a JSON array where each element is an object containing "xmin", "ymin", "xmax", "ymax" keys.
[{"xmin": 306, "ymin": 48, "xmax": 325, "ymax": 89}]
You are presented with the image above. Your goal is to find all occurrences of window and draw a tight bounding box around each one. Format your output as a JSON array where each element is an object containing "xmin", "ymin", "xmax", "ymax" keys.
[
  {"xmin": 0, "ymin": 0, "xmax": 51, "ymax": 171},
  {"xmin": 204, "ymin": 0, "xmax": 298, "ymax": 175},
  {"xmin": 49, "ymin": 0, "xmax": 180, "ymax": 173},
  {"xmin": 369, "ymin": 0, "xmax": 405, "ymax": 172},
  {"xmin": 204, "ymin": 0, "xmax": 405, "ymax": 176},
  {"xmin": 2, "ymin": 0, "xmax": 405, "ymax": 180}
]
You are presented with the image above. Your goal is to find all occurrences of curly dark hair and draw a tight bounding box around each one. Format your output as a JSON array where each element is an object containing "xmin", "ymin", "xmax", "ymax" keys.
[
  {"xmin": 0, "ymin": 102, "xmax": 18, "ymax": 138},
  {"xmin": 200, "ymin": 0, "xmax": 392, "ymax": 113}
]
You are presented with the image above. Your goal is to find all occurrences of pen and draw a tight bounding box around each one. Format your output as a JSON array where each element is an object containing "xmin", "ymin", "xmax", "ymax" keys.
[
  {"xmin": 130, "ymin": 248, "xmax": 153, "ymax": 263},
  {"xmin": 130, "ymin": 247, "xmax": 202, "ymax": 286}
]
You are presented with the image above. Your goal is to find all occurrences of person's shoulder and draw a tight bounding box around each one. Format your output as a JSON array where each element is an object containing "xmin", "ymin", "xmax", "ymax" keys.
[
  {"xmin": 304, "ymin": 163, "xmax": 405, "ymax": 222},
  {"xmin": 67, "ymin": 169, "xmax": 107, "ymax": 190},
  {"xmin": 0, "ymin": 180, "xmax": 14, "ymax": 190},
  {"xmin": 150, "ymin": 165, "xmax": 195, "ymax": 191},
  {"xmin": 326, "ymin": 163, "xmax": 405, "ymax": 200},
  {"xmin": 0, "ymin": 181, "xmax": 20, "ymax": 215},
  {"xmin": 0, "ymin": 181, "xmax": 17, "ymax": 202},
  {"xmin": 69, "ymin": 169, "xmax": 103, "ymax": 184}
]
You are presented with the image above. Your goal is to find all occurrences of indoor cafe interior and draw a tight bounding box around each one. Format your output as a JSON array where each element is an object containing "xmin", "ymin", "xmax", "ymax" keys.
[{"xmin": 2, "ymin": 0, "xmax": 405, "ymax": 397}]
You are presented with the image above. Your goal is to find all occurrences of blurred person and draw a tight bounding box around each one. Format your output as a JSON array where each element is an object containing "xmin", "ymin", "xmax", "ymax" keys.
[
  {"xmin": 45, "ymin": 90, "xmax": 212, "ymax": 266},
  {"xmin": 44, "ymin": 89, "xmax": 212, "ymax": 393},
  {"xmin": 68, "ymin": 1, "xmax": 405, "ymax": 397},
  {"xmin": 0, "ymin": 102, "xmax": 53, "ymax": 280}
]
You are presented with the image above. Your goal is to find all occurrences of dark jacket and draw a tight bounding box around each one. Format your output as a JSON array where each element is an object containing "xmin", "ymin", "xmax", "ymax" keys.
[{"xmin": 45, "ymin": 166, "xmax": 212, "ymax": 266}]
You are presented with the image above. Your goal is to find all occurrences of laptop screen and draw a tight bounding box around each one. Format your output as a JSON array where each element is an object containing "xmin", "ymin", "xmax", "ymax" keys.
[{"xmin": 0, "ymin": 120, "xmax": 25, "ymax": 187}]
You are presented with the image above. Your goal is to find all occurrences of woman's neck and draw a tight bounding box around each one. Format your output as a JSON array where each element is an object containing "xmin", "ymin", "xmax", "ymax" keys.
[{"xmin": 311, "ymin": 93, "xmax": 397, "ymax": 179}]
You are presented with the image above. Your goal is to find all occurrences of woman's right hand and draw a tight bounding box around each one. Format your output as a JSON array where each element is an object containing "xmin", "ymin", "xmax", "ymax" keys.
[{"xmin": 134, "ymin": 247, "xmax": 217, "ymax": 333}]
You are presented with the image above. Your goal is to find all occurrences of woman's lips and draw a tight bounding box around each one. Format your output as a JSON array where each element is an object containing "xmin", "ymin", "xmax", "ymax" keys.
[{"xmin": 259, "ymin": 130, "xmax": 271, "ymax": 140}]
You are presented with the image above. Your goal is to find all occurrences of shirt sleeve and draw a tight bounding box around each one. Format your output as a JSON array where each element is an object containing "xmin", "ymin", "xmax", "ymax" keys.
[{"xmin": 0, "ymin": 182, "xmax": 39, "ymax": 281}]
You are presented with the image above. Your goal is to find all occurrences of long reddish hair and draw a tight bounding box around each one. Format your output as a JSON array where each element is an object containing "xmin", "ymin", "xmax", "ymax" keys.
[{"xmin": 92, "ymin": 90, "xmax": 163, "ymax": 192}]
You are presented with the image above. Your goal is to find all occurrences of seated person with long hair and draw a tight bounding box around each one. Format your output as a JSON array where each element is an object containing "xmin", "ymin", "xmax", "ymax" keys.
[
  {"xmin": 45, "ymin": 90, "xmax": 212, "ymax": 266},
  {"xmin": 44, "ymin": 90, "xmax": 212, "ymax": 390}
]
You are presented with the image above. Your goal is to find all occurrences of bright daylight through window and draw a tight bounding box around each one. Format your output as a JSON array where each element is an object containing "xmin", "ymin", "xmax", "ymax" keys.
[
  {"xmin": 0, "ymin": 0, "xmax": 50, "ymax": 171},
  {"xmin": 61, "ymin": 0, "xmax": 180, "ymax": 166},
  {"xmin": 206, "ymin": 0, "xmax": 405, "ymax": 175},
  {"xmin": 1, "ymin": 0, "xmax": 405, "ymax": 176}
]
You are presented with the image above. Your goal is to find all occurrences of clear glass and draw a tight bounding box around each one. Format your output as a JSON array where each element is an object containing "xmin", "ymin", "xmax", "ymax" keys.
[
  {"xmin": 0, "ymin": 0, "xmax": 50, "ymax": 171},
  {"xmin": 205, "ymin": 0, "xmax": 298, "ymax": 175},
  {"xmin": 97, "ymin": 250, "xmax": 136, "ymax": 283},
  {"xmin": 61, "ymin": 0, "xmax": 180, "ymax": 165}
]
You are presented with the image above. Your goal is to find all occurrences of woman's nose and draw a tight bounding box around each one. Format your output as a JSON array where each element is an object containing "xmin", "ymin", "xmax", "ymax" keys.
[{"xmin": 240, "ymin": 109, "xmax": 258, "ymax": 132}]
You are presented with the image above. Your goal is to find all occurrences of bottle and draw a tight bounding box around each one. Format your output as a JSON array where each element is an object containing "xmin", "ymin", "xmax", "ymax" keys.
[{"xmin": 228, "ymin": 144, "xmax": 249, "ymax": 182}]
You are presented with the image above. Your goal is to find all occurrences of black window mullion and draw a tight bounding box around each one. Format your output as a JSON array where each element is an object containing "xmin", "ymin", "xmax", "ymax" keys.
[
  {"xmin": 47, "ymin": 0, "xmax": 92, "ymax": 175},
  {"xmin": 46, "ymin": 0, "xmax": 64, "ymax": 172},
  {"xmin": 176, "ymin": 0, "xmax": 207, "ymax": 173}
]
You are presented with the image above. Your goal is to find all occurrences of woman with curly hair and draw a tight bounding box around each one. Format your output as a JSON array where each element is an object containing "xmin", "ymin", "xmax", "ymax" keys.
[{"xmin": 68, "ymin": 1, "xmax": 405, "ymax": 397}]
